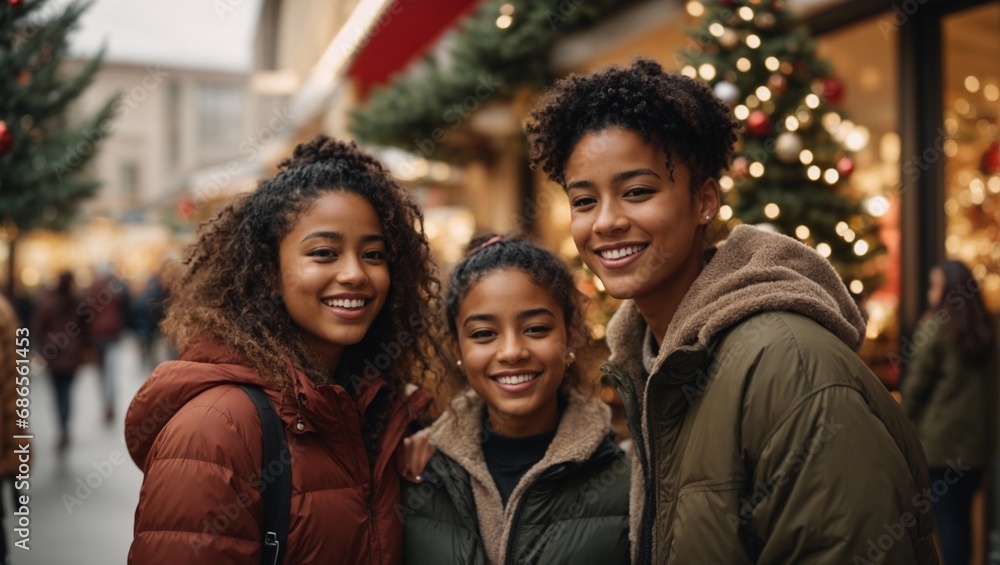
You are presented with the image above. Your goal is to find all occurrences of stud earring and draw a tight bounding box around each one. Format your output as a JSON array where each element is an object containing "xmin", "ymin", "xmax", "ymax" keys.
[
  {"xmin": 565, "ymin": 352, "xmax": 576, "ymax": 367},
  {"xmin": 456, "ymin": 360, "xmax": 463, "ymax": 368},
  {"xmin": 705, "ymin": 215, "xmax": 712, "ymax": 221}
]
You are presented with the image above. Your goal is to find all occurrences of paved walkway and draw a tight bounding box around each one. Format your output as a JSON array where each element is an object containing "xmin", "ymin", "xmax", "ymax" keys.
[{"xmin": 4, "ymin": 336, "xmax": 159, "ymax": 565}]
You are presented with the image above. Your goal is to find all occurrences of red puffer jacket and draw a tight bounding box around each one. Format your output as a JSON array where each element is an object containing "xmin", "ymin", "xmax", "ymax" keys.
[{"xmin": 125, "ymin": 338, "xmax": 430, "ymax": 565}]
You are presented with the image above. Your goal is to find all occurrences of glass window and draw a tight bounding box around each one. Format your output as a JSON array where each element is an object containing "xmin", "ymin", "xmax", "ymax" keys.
[
  {"xmin": 195, "ymin": 83, "xmax": 245, "ymax": 164},
  {"xmin": 815, "ymin": 13, "xmax": 901, "ymax": 386},
  {"xmin": 942, "ymin": 3, "xmax": 1000, "ymax": 311}
]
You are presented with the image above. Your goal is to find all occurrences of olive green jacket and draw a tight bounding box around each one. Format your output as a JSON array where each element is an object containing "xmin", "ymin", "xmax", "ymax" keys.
[
  {"xmin": 604, "ymin": 225, "xmax": 937, "ymax": 564},
  {"xmin": 401, "ymin": 389, "xmax": 630, "ymax": 565},
  {"xmin": 902, "ymin": 315, "xmax": 992, "ymax": 468}
]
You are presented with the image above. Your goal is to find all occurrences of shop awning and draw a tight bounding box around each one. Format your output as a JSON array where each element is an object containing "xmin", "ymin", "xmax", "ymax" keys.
[{"xmin": 346, "ymin": 0, "xmax": 483, "ymax": 98}]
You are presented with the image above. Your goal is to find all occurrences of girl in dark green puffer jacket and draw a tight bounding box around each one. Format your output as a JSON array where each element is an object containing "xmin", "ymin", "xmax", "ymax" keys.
[{"xmin": 401, "ymin": 234, "xmax": 630, "ymax": 565}]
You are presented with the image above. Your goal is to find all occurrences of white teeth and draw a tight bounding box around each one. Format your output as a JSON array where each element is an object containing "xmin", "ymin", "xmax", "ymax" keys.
[
  {"xmin": 495, "ymin": 374, "xmax": 536, "ymax": 385},
  {"xmin": 599, "ymin": 245, "xmax": 645, "ymax": 260},
  {"xmin": 324, "ymin": 298, "xmax": 366, "ymax": 309}
]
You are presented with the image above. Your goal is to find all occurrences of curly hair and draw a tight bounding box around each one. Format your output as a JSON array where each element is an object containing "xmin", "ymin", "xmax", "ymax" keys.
[
  {"xmin": 525, "ymin": 58, "xmax": 739, "ymax": 191},
  {"xmin": 441, "ymin": 233, "xmax": 598, "ymax": 403},
  {"xmin": 162, "ymin": 135, "xmax": 445, "ymax": 415}
]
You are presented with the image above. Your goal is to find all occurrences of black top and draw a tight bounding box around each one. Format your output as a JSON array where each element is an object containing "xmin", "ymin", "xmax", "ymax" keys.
[{"xmin": 481, "ymin": 418, "xmax": 557, "ymax": 507}]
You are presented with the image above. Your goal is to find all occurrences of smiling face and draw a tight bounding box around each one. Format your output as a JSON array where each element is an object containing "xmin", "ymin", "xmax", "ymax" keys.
[
  {"xmin": 453, "ymin": 269, "xmax": 570, "ymax": 437},
  {"xmin": 279, "ymin": 191, "xmax": 390, "ymax": 372},
  {"xmin": 565, "ymin": 127, "xmax": 718, "ymax": 313}
]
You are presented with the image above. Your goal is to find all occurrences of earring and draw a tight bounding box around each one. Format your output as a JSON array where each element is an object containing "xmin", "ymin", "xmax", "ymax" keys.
[
  {"xmin": 705, "ymin": 215, "xmax": 712, "ymax": 221},
  {"xmin": 456, "ymin": 360, "xmax": 463, "ymax": 368},
  {"xmin": 565, "ymin": 352, "xmax": 576, "ymax": 367}
]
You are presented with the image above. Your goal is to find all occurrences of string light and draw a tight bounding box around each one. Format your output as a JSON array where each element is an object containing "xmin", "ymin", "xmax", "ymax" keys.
[
  {"xmin": 681, "ymin": 66, "xmax": 697, "ymax": 78},
  {"xmin": 765, "ymin": 57, "xmax": 780, "ymax": 71},
  {"xmin": 734, "ymin": 105, "xmax": 750, "ymax": 120},
  {"xmin": 850, "ymin": 280, "xmax": 864, "ymax": 294},
  {"xmin": 785, "ymin": 116, "xmax": 799, "ymax": 131},
  {"xmin": 985, "ymin": 84, "xmax": 999, "ymax": 102},
  {"xmin": 737, "ymin": 57, "xmax": 752, "ymax": 72},
  {"xmin": 686, "ymin": 1, "xmax": 705, "ymax": 17},
  {"xmin": 795, "ymin": 225, "xmax": 810, "ymax": 239},
  {"xmin": 854, "ymin": 240, "xmax": 869, "ymax": 256},
  {"xmin": 719, "ymin": 205, "xmax": 734, "ymax": 220},
  {"xmin": 496, "ymin": 14, "xmax": 512, "ymax": 28},
  {"xmin": 843, "ymin": 229, "xmax": 856, "ymax": 242},
  {"xmin": 807, "ymin": 166, "xmax": 821, "ymax": 180},
  {"xmin": 719, "ymin": 175, "xmax": 734, "ymax": 191},
  {"xmin": 749, "ymin": 162, "xmax": 765, "ymax": 177},
  {"xmin": 764, "ymin": 203, "xmax": 780, "ymax": 219},
  {"xmin": 746, "ymin": 34, "xmax": 761, "ymax": 49},
  {"xmin": 835, "ymin": 221, "xmax": 849, "ymax": 235},
  {"xmin": 965, "ymin": 76, "xmax": 980, "ymax": 93},
  {"xmin": 699, "ymin": 64, "xmax": 717, "ymax": 80},
  {"xmin": 805, "ymin": 94, "xmax": 820, "ymax": 108},
  {"xmin": 816, "ymin": 243, "xmax": 832, "ymax": 257},
  {"xmin": 824, "ymin": 168, "xmax": 840, "ymax": 184},
  {"xmin": 739, "ymin": 7, "xmax": 754, "ymax": 20},
  {"xmin": 709, "ymin": 23, "xmax": 725, "ymax": 37},
  {"xmin": 799, "ymin": 150, "xmax": 813, "ymax": 164},
  {"xmin": 755, "ymin": 86, "xmax": 772, "ymax": 101}
]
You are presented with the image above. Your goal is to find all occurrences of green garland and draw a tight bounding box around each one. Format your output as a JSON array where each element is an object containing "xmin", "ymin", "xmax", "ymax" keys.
[{"xmin": 350, "ymin": 0, "xmax": 639, "ymax": 160}]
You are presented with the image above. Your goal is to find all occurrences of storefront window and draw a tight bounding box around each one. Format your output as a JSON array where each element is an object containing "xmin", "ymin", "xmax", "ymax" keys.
[
  {"xmin": 942, "ymin": 3, "xmax": 1000, "ymax": 311},
  {"xmin": 816, "ymin": 13, "xmax": 901, "ymax": 385}
]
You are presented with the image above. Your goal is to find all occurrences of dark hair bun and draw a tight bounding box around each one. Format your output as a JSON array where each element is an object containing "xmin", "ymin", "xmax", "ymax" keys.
[{"xmin": 278, "ymin": 134, "xmax": 387, "ymax": 175}]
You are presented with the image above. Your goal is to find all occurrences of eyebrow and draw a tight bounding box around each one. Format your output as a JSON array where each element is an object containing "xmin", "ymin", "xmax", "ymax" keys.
[
  {"xmin": 462, "ymin": 307, "xmax": 556, "ymax": 327},
  {"xmin": 566, "ymin": 168, "xmax": 661, "ymax": 191},
  {"xmin": 300, "ymin": 231, "xmax": 386, "ymax": 244}
]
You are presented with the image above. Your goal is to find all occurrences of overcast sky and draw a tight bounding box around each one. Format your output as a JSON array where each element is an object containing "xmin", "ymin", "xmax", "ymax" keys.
[{"xmin": 68, "ymin": 0, "xmax": 263, "ymax": 72}]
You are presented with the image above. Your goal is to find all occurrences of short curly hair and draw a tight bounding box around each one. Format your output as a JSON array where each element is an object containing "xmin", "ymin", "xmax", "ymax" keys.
[
  {"xmin": 525, "ymin": 58, "xmax": 739, "ymax": 190},
  {"xmin": 162, "ymin": 135, "xmax": 445, "ymax": 406}
]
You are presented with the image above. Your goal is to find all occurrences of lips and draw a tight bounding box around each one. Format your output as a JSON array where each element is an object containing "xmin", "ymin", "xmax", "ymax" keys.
[
  {"xmin": 489, "ymin": 371, "xmax": 541, "ymax": 393},
  {"xmin": 593, "ymin": 243, "xmax": 648, "ymax": 269},
  {"xmin": 321, "ymin": 294, "xmax": 373, "ymax": 320}
]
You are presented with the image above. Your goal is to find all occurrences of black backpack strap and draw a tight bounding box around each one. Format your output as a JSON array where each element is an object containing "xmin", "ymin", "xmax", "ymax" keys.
[{"xmin": 240, "ymin": 385, "xmax": 292, "ymax": 565}]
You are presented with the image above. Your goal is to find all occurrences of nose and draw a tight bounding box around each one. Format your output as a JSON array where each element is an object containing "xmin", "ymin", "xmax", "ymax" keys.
[
  {"xmin": 335, "ymin": 253, "xmax": 369, "ymax": 286},
  {"xmin": 496, "ymin": 333, "xmax": 529, "ymax": 364},
  {"xmin": 593, "ymin": 199, "xmax": 628, "ymax": 236}
]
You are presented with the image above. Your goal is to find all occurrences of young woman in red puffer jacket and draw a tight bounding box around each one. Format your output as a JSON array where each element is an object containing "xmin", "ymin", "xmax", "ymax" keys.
[{"xmin": 125, "ymin": 135, "xmax": 445, "ymax": 565}]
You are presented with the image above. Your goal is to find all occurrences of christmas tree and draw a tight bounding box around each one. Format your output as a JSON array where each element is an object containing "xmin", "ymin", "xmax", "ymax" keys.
[
  {"xmin": 680, "ymin": 0, "xmax": 885, "ymax": 298},
  {"xmin": 1, "ymin": 0, "xmax": 116, "ymax": 292}
]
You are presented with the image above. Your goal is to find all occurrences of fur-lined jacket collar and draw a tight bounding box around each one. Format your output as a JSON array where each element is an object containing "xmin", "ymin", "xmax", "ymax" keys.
[{"xmin": 426, "ymin": 388, "xmax": 613, "ymax": 564}]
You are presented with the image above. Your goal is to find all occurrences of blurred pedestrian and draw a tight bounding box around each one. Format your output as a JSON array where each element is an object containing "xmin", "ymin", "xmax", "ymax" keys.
[
  {"xmin": 131, "ymin": 272, "xmax": 166, "ymax": 369},
  {"xmin": 401, "ymin": 234, "xmax": 630, "ymax": 564},
  {"xmin": 902, "ymin": 260, "xmax": 996, "ymax": 565},
  {"xmin": 31, "ymin": 272, "xmax": 88, "ymax": 451},
  {"xmin": 525, "ymin": 58, "xmax": 937, "ymax": 563},
  {"xmin": 125, "ymin": 136, "xmax": 442, "ymax": 564},
  {"xmin": 0, "ymin": 293, "xmax": 25, "ymax": 564},
  {"xmin": 85, "ymin": 266, "xmax": 128, "ymax": 424}
]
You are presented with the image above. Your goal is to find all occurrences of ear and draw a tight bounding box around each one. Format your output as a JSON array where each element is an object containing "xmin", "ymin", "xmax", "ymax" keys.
[
  {"xmin": 450, "ymin": 338, "xmax": 464, "ymax": 373},
  {"xmin": 695, "ymin": 177, "xmax": 721, "ymax": 225}
]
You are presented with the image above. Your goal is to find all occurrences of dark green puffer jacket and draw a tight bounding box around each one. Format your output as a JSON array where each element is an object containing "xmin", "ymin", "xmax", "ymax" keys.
[
  {"xmin": 902, "ymin": 315, "xmax": 992, "ymax": 468},
  {"xmin": 401, "ymin": 389, "xmax": 630, "ymax": 565},
  {"xmin": 604, "ymin": 225, "xmax": 937, "ymax": 564}
]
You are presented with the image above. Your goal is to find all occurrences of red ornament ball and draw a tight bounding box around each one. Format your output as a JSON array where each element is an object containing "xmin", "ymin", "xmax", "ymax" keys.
[
  {"xmin": 8, "ymin": 0, "xmax": 23, "ymax": 7},
  {"xmin": 767, "ymin": 74, "xmax": 788, "ymax": 95},
  {"xmin": 746, "ymin": 111, "xmax": 772, "ymax": 137},
  {"xmin": 0, "ymin": 120, "xmax": 13, "ymax": 156},
  {"xmin": 732, "ymin": 157, "xmax": 750, "ymax": 178},
  {"xmin": 982, "ymin": 142, "xmax": 1000, "ymax": 175},
  {"xmin": 836, "ymin": 156, "xmax": 855, "ymax": 178},
  {"xmin": 822, "ymin": 76, "xmax": 846, "ymax": 104}
]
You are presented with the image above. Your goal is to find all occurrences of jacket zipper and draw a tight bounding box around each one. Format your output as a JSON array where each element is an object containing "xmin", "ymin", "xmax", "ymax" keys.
[{"xmin": 603, "ymin": 362, "xmax": 655, "ymax": 565}]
